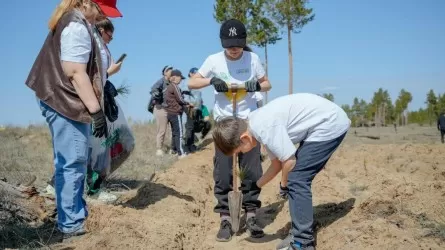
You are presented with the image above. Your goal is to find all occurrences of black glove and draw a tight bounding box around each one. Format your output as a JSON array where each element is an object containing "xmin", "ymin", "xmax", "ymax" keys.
[
  {"xmin": 210, "ymin": 77, "xmax": 229, "ymax": 92},
  {"xmin": 91, "ymin": 109, "xmax": 107, "ymax": 138},
  {"xmin": 239, "ymin": 180, "xmax": 261, "ymax": 192},
  {"xmin": 279, "ymin": 183, "xmax": 289, "ymax": 199},
  {"xmin": 245, "ymin": 79, "xmax": 261, "ymax": 92}
]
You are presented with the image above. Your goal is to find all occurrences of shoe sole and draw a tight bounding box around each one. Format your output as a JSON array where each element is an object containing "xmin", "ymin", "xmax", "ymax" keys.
[
  {"xmin": 215, "ymin": 236, "xmax": 232, "ymax": 242},
  {"xmin": 277, "ymin": 247, "xmax": 289, "ymax": 250}
]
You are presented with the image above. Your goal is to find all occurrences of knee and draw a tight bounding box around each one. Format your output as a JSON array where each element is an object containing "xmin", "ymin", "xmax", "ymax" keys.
[{"xmin": 288, "ymin": 173, "xmax": 311, "ymax": 191}]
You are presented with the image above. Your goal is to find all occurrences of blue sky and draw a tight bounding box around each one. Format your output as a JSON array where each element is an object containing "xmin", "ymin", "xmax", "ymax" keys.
[{"xmin": 0, "ymin": 0, "xmax": 444, "ymax": 126}]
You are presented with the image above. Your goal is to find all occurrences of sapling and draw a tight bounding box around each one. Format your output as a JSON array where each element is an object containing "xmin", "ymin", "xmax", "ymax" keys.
[
  {"xmin": 116, "ymin": 83, "xmax": 130, "ymax": 96},
  {"xmin": 237, "ymin": 164, "xmax": 252, "ymax": 182}
]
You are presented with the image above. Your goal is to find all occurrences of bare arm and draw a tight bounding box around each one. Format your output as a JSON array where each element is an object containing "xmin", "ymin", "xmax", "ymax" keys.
[
  {"xmin": 188, "ymin": 73, "xmax": 212, "ymax": 90},
  {"xmin": 280, "ymin": 156, "xmax": 297, "ymax": 186},
  {"xmin": 256, "ymin": 158, "xmax": 282, "ymax": 188},
  {"xmin": 62, "ymin": 61, "xmax": 101, "ymax": 113}
]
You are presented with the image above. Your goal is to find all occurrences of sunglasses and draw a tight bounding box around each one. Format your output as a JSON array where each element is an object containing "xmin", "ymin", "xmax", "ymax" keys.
[{"xmin": 105, "ymin": 31, "xmax": 113, "ymax": 40}]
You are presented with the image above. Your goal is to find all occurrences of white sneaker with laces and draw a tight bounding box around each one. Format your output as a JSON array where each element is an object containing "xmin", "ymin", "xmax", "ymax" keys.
[{"xmin": 156, "ymin": 149, "xmax": 164, "ymax": 156}]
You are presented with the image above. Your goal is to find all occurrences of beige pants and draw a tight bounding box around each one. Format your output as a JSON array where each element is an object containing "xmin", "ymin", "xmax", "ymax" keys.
[{"xmin": 154, "ymin": 106, "xmax": 168, "ymax": 150}]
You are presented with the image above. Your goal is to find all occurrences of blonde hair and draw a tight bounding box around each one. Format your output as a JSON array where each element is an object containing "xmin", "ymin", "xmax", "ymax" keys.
[{"xmin": 48, "ymin": 0, "xmax": 88, "ymax": 31}]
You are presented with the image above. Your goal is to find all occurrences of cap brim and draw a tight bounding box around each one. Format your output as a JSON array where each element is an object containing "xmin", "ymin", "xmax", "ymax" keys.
[
  {"xmin": 98, "ymin": 4, "xmax": 123, "ymax": 18},
  {"xmin": 221, "ymin": 38, "xmax": 246, "ymax": 48}
]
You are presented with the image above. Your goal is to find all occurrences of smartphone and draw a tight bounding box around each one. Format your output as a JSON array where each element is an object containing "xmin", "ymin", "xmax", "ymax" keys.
[{"xmin": 116, "ymin": 53, "xmax": 127, "ymax": 64}]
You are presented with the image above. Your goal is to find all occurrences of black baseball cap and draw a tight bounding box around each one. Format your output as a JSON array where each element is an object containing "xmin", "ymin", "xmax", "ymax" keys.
[
  {"xmin": 220, "ymin": 19, "xmax": 247, "ymax": 48},
  {"xmin": 171, "ymin": 69, "xmax": 185, "ymax": 79}
]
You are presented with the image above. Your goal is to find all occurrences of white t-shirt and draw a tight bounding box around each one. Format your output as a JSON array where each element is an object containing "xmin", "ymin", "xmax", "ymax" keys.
[
  {"xmin": 198, "ymin": 51, "xmax": 266, "ymax": 121},
  {"xmin": 253, "ymin": 92, "xmax": 264, "ymax": 102},
  {"xmin": 248, "ymin": 93, "xmax": 351, "ymax": 162},
  {"xmin": 60, "ymin": 19, "xmax": 109, "ymax": 86}
]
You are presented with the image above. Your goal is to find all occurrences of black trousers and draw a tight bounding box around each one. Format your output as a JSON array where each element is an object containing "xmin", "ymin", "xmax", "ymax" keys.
[
  {"xmin": 213, "ymin": 143, "xmax": 263, "ymax": 214},
  {"xmin": 167, "ymin": 113, "xmax": 186, "ymax": 156},
  {"xmin": 184, "ymin": 115, "xmax": 197, "ymax": 153}
]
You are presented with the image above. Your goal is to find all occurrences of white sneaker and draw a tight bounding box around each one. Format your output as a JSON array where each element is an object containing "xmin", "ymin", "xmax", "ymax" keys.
[
  {"xmin": 43, "ymin": 184, "xmax": 56, "ymax": 196},
  {"xmin": 156, "ymin": 149, "xmax": 164, "ymax": 156},
  {"xmin": 178, "ymin": 154, "xmax": 188, "ymax": 159},
  {"xmin": 97, "ymin": 191, "xmax": 118, "ymax": 204}
]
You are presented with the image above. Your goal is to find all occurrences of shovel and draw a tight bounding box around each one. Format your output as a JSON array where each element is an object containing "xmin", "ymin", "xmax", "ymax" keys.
[{"xmin": 227, "ymin": 82, "xmax": 246, "ymax": 233}]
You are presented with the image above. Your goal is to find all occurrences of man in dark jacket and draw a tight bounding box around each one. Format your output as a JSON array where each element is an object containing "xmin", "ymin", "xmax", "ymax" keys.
[{"xmin": 437, "ymin": 112, "xmax": 445, "ymax": 143}]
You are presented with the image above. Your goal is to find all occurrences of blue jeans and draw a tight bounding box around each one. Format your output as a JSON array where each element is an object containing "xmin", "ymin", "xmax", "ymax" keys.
[
  {"xmin": 288, "ymin": 132, "xmax": 347, "ymax": 246},
  {"xmin": 39, "ymin": 100, "xmax": 90, "ymax": 233}
]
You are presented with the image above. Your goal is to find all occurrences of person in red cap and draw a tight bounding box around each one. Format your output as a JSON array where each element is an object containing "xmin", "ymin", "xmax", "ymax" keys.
[
  {"xmin": 26, "ymin": 0, "xmax": 122, "ymax": 241},
  {"xmin": 92, "ymin": 0, "xmax": 122, "ymax": 18}
]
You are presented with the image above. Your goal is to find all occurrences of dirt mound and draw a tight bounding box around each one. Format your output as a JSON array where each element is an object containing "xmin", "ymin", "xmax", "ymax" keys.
[{"xmin": 49, "ymin": 143, "xmax": 444, "ymax": 250}]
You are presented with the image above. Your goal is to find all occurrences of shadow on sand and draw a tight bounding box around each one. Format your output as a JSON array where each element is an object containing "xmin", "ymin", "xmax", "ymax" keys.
[
  {"xmin": 244, "ymin": 198, "xmax": 356, "ymax": 244},
  {"xmin": 119, "ymin": 181, "xmax": 195, "ymax": 209}
]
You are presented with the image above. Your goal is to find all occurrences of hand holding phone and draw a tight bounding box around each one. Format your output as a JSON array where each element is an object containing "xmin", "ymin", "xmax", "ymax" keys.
[{"xmin": 116, "ymin": 53, "xmax": 127, "ymax": 64}]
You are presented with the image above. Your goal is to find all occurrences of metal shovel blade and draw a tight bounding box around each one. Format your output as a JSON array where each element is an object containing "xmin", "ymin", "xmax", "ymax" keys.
[{"xmin": 228, "ymin": 190, "xmax": 243, "ymax": 233}]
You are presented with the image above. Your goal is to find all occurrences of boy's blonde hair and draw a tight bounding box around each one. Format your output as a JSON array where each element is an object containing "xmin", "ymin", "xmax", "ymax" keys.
[{"xmin": 212, "ymin": 117, "xmax": 248, "ymax": 155}]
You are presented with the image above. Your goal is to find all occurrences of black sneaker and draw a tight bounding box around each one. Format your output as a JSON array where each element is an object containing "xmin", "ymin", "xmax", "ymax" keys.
[
  {"xmin": 216, "ymin": 220, "xmax": 232, "ymax": 242},
  {"xmin": 246, "ymin": 217, "xmax": 264, "ymax": 238}
]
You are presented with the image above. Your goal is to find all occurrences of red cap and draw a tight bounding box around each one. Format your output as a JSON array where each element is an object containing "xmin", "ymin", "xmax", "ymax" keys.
[{"xmin": 92, "ymin": 0, "xmax": 122, "ymax": 18}]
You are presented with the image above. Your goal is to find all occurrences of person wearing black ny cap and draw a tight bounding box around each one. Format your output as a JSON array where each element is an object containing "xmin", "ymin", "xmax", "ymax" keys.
[{"xmin": 188, "ymin": 19, "xmax": 272, "ymax": 242}]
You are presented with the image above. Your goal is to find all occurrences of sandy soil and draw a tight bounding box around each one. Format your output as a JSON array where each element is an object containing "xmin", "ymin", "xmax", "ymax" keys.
[{"xmin": 45, "ymin": 126, "xmax": 445, "ymax": 250}]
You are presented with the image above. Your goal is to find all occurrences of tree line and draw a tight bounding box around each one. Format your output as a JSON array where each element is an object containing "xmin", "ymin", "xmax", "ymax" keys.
[
  {"xmin": 322, "ymin": 89, "xmax": 444, "ymax": 127},
  {"xmin": 214, "ymin": 0, "xmax": 314, "ymax": 102}
]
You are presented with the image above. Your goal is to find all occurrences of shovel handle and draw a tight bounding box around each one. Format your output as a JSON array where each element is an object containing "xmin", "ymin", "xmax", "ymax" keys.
[
  {"xmin": 227, "ymin": 82, "xmax": 246, "ymax": 92},
  {"xmin": 229, "ymin": 83, "xmax": 246, "ymax": 191}
]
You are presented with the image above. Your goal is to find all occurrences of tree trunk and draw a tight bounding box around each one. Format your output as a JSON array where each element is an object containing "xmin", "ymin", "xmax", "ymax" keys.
[
  {"xmin": 287, "ymin": 23, "xmax": 293, "ymax": 94},
  {"xmin": 405, "ymin": 110, "xmax": 408, "ymax": 125},
  {"xmin": 0, "ymin": 180, "xmax": 54, "ymax": 222},
  {"xmin": 264, "ymin": 44, "xmax": 268, "ymax": 104}
]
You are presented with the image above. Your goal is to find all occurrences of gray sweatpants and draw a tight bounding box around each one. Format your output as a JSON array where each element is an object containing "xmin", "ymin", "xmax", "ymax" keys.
[{"xmin": 288, "ymin": 132, "xmax": 347, "ymax": 245}]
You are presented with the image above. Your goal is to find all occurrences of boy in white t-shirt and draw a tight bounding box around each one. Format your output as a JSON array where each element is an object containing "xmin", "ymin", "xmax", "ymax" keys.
[
  {"xmin": 188, "ymin": 19, "xmax": 272, "ymax": 242},
  {"xmin": 212, "ymin": 93, "xmax": 351, "ymax": 250}
]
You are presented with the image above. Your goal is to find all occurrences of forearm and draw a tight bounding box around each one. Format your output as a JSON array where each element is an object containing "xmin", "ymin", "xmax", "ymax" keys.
[
  {"xmin": 188, "ymin": 77, "xmax": 211, "ymax": 89},
  {"xmin": 281, "ymin": 157, "xmax": 297, "ymax": 186},
  {"xmin": 259, "ymin": 79, "xmax": 271, "ymax": 92},
  {"xmin": 107, "ymin": 67, "xmax": 116, "ymax": 76},
  {"xmin": 71, "ymin": 72, "xmax": 101, "ymax": 113},
  {"xmin": 257, "ymin": 159, "xmax": 282, "ymax": 188}
]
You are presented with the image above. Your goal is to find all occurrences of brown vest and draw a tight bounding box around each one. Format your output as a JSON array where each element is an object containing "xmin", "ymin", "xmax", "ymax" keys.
[{"xmin": 25, "ymin": 10, "xmax": 105, "ymax": 123}]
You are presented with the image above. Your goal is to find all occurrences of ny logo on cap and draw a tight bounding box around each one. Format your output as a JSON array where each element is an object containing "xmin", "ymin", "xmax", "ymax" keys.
[{"xmin": 229, "ymin": 27, "xmax": 237, "ymax": 37}]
